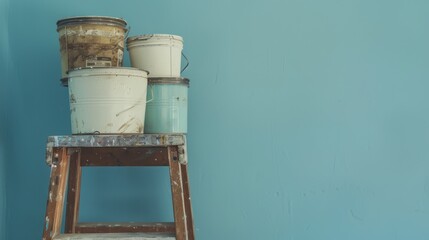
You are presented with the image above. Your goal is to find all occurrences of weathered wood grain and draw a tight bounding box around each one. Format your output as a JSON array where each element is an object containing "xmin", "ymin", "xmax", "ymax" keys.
[
  {"xmin": 42, "ymin": 148, "xmax": 70, "ymax": 240},
  {"xmin": 65, "ymin": 149, "xmax": 82, "ymax": 233},
  {"xmin": 53, "ymin": 232, "xmax": 176, "ymax": 240},
  {"xmin": 168, "ymin": 147, "xmax": 187, "ymax": 240},
  {"xmin": 80, "ymin": 147, "xmax": 169, "ymax": 166},
  {"xmin": 75, "ymin": 222, "xmax": 175, "ymax": 234}
]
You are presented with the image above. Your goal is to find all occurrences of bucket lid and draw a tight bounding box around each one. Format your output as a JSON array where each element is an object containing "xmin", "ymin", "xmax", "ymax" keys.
[
  {"xmin": 127, "ymin": 34, "xmax": 183, "ymax": 44},
  {"xmin": 56, "ymin": 16, "xmax": 127, "ymax": 30},
  {"xmin": 148, "ymin": 77, "xmax": 190, "ymax": 86}
]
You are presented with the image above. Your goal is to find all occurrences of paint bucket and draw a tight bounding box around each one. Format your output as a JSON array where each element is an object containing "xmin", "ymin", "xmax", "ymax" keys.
[
  {"xmin": 57, "ymin": 16, "xmax": 128, "ymax": 80},
  {"xmin": 144, "ymin": 78, "xmax": 189, "ymax": 134},
  {"xmin": 67, "ymin": 67, "xmax": 148, "ymax": 134},
  {"xmin": 127, "ymin": 34, "xmax": 188, "ymax": 77}
]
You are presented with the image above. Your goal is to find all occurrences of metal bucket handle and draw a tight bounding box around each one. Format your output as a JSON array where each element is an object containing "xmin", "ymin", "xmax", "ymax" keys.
[
  {"xmin": 115, "ymin": 75, "xmax": 153, "ymax": 117},
  {"xmin": 125, "ymin": 25, "xmax": 131, "ymax": 39},
  {"xmin": 181, "ymin": 52, "xmax": 189, "ymax": 73},
  {"xmin": 146, "ymin": 84, "xmax": 154, "ymax": 103}
]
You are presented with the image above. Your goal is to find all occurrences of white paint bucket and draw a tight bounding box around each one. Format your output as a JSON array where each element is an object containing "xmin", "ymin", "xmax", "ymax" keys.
[
  {"xmin": 144, "ymin": 78, "xmax": 189, "ymax": 134},
  {"xmin": 127, "ymin": 34, "xmax": 188, "ymax": 77},
  {"xmin": 57, "ymin": 16, "xmax": 128, "ymax": 80},
  {"xmin": 67, "ymin": 67, "xmax": 148, "ymax": 134}
]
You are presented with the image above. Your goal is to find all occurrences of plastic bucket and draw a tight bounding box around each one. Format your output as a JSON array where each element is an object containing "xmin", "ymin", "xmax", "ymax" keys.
[
  {"xmin": 67, "ymin": 67, "xmax": 148, "ymax": 134},
  {"xmin": 127, "ymin": 34, "xmax": 188, "ymax": 78},
  {"xmin": 144, "ymin": 78, "xmax": 189, "ymax": 134},
  {"xmin": 57, "ymin": 16, "xmax": 128, "ymax": 80}
]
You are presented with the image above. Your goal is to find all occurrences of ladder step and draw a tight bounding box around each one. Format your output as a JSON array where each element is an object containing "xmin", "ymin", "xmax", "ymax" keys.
[
  {"xmin": 75, "ymin": 222, "xmax": 175, "ymax": 233},
  {"xmin": 53, "ymin": 233, "xmax": 176, "ymax": 240}
]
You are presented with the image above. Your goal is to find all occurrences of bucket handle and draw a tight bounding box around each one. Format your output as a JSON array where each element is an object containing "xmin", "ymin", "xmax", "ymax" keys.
[
  {"xmin": 115, "ymin": 87, "xmax": 153, "ymax": 117},
  {"xmin": 146, "ymin": 85, "xmax": 154, "ymax": 103},
  {"xmin": 181, "ymin": 52, "xmax": 189, "ymax": 73},
  {"xmin": 125, "ymin": 25, "xmax": 131, "ymax": 39}
]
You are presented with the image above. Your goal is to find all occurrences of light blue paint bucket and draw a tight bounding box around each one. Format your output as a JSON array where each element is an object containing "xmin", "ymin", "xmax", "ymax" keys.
[{"xmin": 144, "ymin": 78, "xmax": 189, "ymax": 134}]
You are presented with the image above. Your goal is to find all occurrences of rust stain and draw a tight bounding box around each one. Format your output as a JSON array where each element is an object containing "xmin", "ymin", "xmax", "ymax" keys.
[
  {"xmin": 116, "ymin": 118, "xmax": 144, "ymax": 133},
  {"xmin": 117, "ymin": 117, "xmax": 136, "ymax": 133},
  {"xmin": 59, "ymin": 24, "xmax": 125, "ymax": 72}
]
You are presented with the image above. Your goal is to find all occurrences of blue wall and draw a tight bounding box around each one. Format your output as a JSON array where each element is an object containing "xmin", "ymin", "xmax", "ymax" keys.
[
  {"xmin": 1, "ymin": 0, "xmax": 429, "ymax": 239},
  {"xmin": 1, "ymin": 0, "xmax": 9, "ymax": 239}
]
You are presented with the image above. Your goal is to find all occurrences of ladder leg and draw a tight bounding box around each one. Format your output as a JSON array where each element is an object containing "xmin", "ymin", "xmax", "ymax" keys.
[
  {"xmin": 181, "ymin": 164, "xmax": 195, "ymax": 240},
  {"xmin": 42, "ymin": 147, "xmax": 70, "ymax": 240},
  {"xmin": 168, "ymin": 146, "xmax": 188, "ymax": 240},
  {"xmin": 65, "ymin": 148, "xmax": 82, "ymax": 233}
]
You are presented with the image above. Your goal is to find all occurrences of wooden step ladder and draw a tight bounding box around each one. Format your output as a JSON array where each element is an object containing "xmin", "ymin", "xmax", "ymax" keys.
[{"xmin": 42, "ymin": 135, "xmax": 195, "ymax": 240}]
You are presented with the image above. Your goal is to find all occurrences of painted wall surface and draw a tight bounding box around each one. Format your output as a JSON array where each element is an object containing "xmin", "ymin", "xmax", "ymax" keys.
[
  {"xmin": 1, "ymin": 0, "xmax": 9, "ymax": 239},
  {"xmin": 1, "ymin": 0, "xmax": 429, "ymax": 239}
]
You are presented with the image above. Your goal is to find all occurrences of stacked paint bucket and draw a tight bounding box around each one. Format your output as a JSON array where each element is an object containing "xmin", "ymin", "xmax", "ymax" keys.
[{"xmin": 57, "ymin": 16, "xmax": 189, "ymax": 135}]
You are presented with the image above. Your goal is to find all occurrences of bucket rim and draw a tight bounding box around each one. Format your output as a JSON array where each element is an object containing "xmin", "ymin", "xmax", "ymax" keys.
[
  {"xmin": 148, "ymin": 77, "xmax": 190, "ymax": 86},
  {"xmin": 57, "ymin": 16, "xmax": 127, "ymax": 30},
  {"xmin": 68, "ymin": 66, "xmax": 147, "ymax": 73},
  {"xmin": 66, "ymin": 67, "xmax": 149, "ymax": 80},
  {"xmin": 127, "ymin": 34, "xmax": 183, "ymax": 44}
]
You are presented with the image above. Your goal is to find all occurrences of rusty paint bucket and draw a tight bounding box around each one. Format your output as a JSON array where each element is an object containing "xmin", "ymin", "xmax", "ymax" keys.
[
  {"xmin": 67, "ymin": 67, "xmax": 148, "ymax": 134},
  {"xmin": 144, "ymin": 78, "xmax": 189, "ymax": 134},
  {"xmin": 57, "ymin": 16, "xmax": 128, "ymax": 80}
]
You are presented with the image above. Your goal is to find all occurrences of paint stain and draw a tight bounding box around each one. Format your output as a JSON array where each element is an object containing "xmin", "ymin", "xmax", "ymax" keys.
[
  {"xmin": 117, "ymin": 117, "xmax": 136, "ymax": 133},
  {"xmin": 69, "ymin": 94, "xmax": 76, "ymax": 103},
  {"xmin": 59, "ymin": 24, "xmax": 124, "ymax": 73}
]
